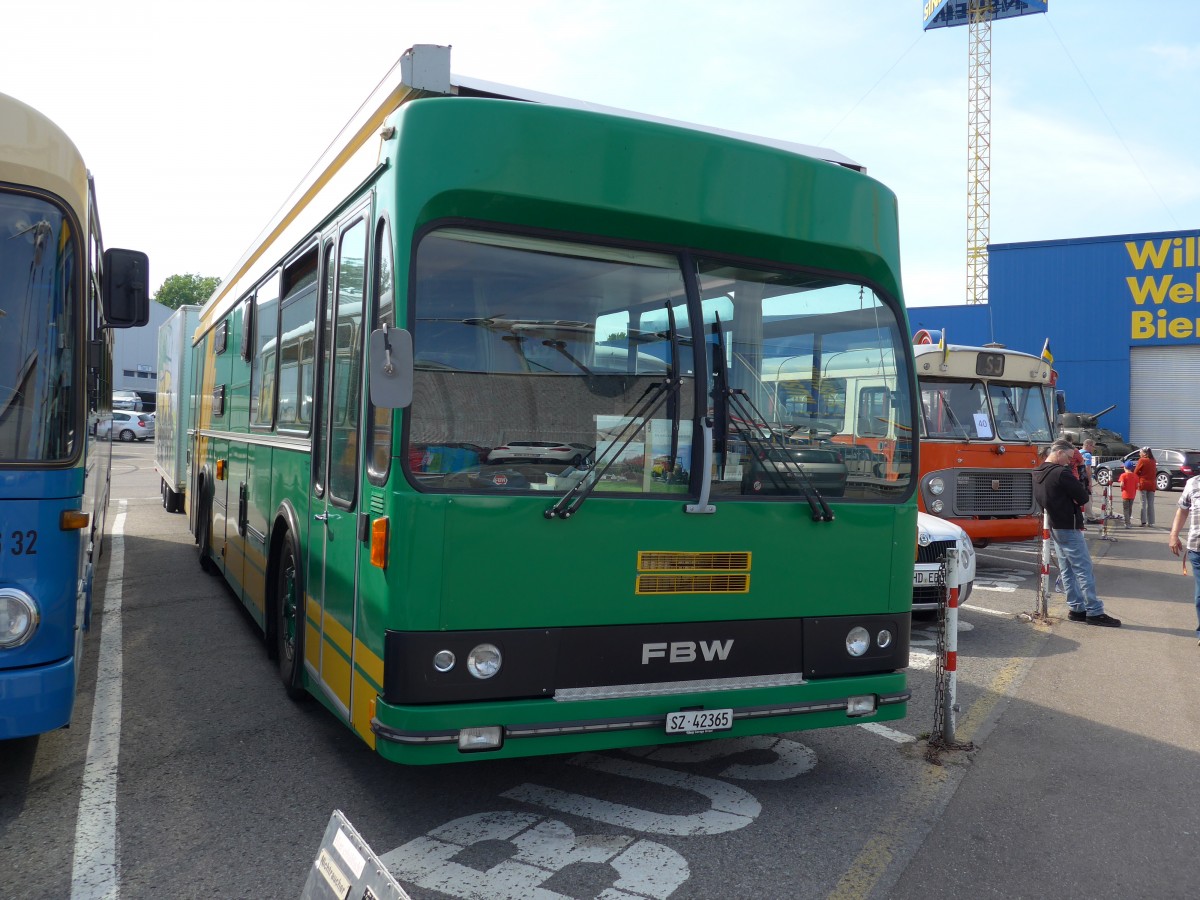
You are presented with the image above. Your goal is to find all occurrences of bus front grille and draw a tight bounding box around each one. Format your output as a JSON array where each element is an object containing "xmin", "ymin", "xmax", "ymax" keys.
[
  {"xmin": 955, "ymin": 470, "xmax": 1036, "ymax": 515},
  {"xmin": 637, "ymin": 551, "xmax": 751, "ymax": 571},
  {"xmin": 636, "ymin": 573, "xmax": 750, "ymax": 595}
]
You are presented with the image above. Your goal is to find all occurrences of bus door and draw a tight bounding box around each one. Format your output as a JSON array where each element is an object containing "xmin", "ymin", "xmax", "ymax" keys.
[
  {"xmin": 208, "ymin": 318, "xmax": 236, "ymax": 575},
  {"xmin": 306, "ymin": 216, "xmax": 368, "ymax": 716}
]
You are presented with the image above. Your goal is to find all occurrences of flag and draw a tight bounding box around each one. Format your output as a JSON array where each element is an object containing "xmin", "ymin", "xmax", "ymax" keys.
[{"xmin": 1040, "ymin": 338, "xmax": 1053, "ymax": 365}]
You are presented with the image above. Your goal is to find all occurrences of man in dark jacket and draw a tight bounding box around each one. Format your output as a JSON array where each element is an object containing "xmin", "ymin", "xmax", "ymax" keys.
[{"xmin": 1033, "ymin": 440, "xmax": 1121, "ymax": 626}]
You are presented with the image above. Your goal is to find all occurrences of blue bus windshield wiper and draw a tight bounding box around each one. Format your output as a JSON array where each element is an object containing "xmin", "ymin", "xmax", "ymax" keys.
[{"xmin": 546, "ymin": 303, "xmax": 682, "ymax": 520}]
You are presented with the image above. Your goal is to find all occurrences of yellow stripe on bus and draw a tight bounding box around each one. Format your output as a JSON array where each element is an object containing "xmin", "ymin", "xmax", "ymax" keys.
[
  {"xmin": 351, "ymin": 671, "xmax": 378, "ymax": 750},
  {"xmin": 354, "ymin": 639, "xmax": 384, "ymax": 688},
  {"xmin": 322, "ymin": 641, "xmax": 352, "ymax": 708}
]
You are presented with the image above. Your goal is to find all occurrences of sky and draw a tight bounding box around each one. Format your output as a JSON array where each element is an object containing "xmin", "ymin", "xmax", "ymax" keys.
[{"xmin": 4, "ymin": 1, "xmax": 1199, "ymax": 307}]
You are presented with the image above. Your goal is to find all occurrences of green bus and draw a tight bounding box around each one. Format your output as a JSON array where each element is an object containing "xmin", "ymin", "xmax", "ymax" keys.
[{"xmin": 187, "ymin": 45, "xmax": 918, "ymax": 764}]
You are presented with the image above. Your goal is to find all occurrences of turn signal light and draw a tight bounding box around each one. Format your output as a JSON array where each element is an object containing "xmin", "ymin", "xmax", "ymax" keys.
[
  {"xmin": 370, "ymin": 517, "xmax": 388, "ymax": 569},
  {"xmin": 216, "ymin": 459, "xmax": 227, "ymax": 480},
  {"xmin": 60, "ymin": 510, "xmax": 90, "ymax": 531}
]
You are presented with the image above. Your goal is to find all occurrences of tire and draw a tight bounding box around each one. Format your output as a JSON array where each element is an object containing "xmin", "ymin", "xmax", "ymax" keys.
[
  {"xmin": 197, "ymin": 489, "xmax": 219, "ymax": 574},
  {"xmin": 1156, "ymin": 472, "xmax": 1170, "ymax": 492},
  {"xmin": 1094, "ymin": 468, "xmax": 1112, "ymax": 487},
  {"xmin": 274, "ymin": 538, "xmax": 307, "ymax": 700},
  {"xmin": 119, "ymin": 429, "xmax": 135, "ymax": 442}
]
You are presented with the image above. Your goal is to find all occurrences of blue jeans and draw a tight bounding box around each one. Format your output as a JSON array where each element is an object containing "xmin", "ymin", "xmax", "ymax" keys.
[
  {"xmin": 1051, "ymin": 528, "xmax": 1104, "ymax": 616},
  {"xmin": 1189, "ymin": 549, "xmax": 1200, "ymax": 635},
  {"xmin": 1140, "ymin": 490, "xmax": 1156, "ymax": 525}
]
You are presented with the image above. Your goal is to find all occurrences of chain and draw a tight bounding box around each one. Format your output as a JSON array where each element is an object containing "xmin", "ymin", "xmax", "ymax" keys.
[{"xmin": 926, "ymin": 557, "xmax": 975, "ymax": 764}]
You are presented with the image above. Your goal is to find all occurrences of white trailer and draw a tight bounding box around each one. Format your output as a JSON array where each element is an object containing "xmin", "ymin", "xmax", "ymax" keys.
[{"xmin": 154, "ymin": 304, "xmax": 201, "ymax": 513}]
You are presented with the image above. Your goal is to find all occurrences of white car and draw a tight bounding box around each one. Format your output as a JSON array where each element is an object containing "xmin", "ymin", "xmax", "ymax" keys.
[
  {"xmin": 96, "ymin": 410, "xmax": 155, "ymax": 442},
  {"xmin": 486, "ymin": 441, "xmax": 593, "ymax": 466},
  {"xmin": 913, "ymin": 511, "xmax": 975, "ymax": 612}
]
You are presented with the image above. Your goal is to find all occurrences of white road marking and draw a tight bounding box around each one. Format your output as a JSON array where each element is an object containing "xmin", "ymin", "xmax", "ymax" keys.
[
  {"xmin": 503, "ymin": 753, "xmax": 760, "ymax": 836},
  {"xmin": 857, "ymin": 722, "xmax": 916, "ymax": 743},
  {"xmin": 71, "ymin": 501, "xmax": 126, "ymax": 900},
  {"xmin": 908, "ymin": 648, "xmax": 937, "ymax": 670},
  {"xmin": 965, "ymin": 604, "xmax": 1014, "ymax": 618}
]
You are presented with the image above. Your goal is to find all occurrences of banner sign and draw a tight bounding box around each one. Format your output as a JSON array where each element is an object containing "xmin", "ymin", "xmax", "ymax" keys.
[{"xmin": 923, "ymin": 0, "xmax": 1048, "ymax": 31}]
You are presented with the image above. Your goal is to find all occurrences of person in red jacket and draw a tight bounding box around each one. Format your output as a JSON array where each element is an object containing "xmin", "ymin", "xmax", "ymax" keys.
[{"xmin": 1135, "ymin": 447, "xmax": 1158, "ymax": 527}]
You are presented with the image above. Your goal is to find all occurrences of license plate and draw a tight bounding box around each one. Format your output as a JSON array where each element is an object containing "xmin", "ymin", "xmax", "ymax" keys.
[
  {"xmin": 665, "ymin": 708, "xmax": 734, "ymax": 735},
  {"xmin": 913, "ymin": 569, "xmax": 944, "ymax": 586}
]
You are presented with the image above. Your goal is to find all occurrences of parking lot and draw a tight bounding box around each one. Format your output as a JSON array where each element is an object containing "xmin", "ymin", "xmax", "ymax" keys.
[{"xmin": 3, "ymin": 440, "xmax": 1198, "ymax": 898}]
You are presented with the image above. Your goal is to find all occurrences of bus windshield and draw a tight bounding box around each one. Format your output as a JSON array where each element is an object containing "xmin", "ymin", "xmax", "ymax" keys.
[
  {"xmin": 409, "ymin": 228, "xmax": 912, "ymax": 499},
  {"xmin": 987, "ymin": 382, "xmax": 1053, "ymax": 443},
  {"xmin": 0, "ymin": 192, "xmax": 77, "ymax": 462}
]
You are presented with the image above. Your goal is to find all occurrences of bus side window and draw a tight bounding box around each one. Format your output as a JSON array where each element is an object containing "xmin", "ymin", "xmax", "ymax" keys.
[
  {"xmin": 857, "ymin": 386, "xmax": 890, "ymax": 437},
  {"xmin": 278, "ymin": 249, "xmax": 319, "ymax": 430},
  {"xmin": 367, "ymin": 218, "xmax": 394, "ymax": 484},
  {"xmin": 250, "ymin": 271, "xmax": 280, "ymax": 428}
]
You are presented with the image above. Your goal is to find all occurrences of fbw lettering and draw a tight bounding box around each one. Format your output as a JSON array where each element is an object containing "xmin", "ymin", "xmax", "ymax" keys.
[{"xmin": 641, "ymin": 640, "xmax": 734, "ymax": 664}]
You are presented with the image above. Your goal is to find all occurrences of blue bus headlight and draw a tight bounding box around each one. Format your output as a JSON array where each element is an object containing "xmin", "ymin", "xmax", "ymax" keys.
[
  {"xmin": 845, "ymin": 626, "xmax": 870, "ymax": 657},
  {"xmin": 0, "ymin": 589, "xmax": 39, "ymax": 649},
  {"xmin": 466, "ymin": 643, "xmax": 502, "ymax": 679}
]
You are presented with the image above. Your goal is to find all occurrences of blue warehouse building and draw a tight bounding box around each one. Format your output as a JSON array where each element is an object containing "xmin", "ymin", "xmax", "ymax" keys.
[{"xmin": 911, "ymin": 228, "xmax": 1200, "ymax": 451}]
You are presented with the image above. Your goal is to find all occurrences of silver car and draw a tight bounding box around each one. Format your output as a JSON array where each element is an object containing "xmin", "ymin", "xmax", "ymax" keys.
[{"xmin": 97, "ymin": 410, "xmax": 154, "ymax": 442}]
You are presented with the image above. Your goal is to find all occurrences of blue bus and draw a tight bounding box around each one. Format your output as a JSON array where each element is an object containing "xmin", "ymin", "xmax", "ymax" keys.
[{"xmin": 0, "ymin": 92, "xmax": 148, "ymax": 740}]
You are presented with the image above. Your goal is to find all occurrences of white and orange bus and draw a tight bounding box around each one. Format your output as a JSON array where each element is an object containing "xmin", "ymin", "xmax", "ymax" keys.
[{"xmin": 762, "ymin": 331, "xmax": 1055, "ymax": 546}]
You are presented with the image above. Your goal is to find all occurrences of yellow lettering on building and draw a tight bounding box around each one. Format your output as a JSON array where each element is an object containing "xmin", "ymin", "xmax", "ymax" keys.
[
  {"xmin": 1170, "ymin": 281, "xmax": 1194, "ymax": 303},
  {"xmin": 1131, "ymin": 311, "xmax": 1155, "ymax": 339},
  {"xmin": 1125, "ymin": 240, "xmax": 1171, "ymax": 270},
  {"xmin": 1131, "ymin": 310, "xmax": 1200, "ymax": 340},
  {"xmin": 1127, "ymin": 274, "xmax": 1172, "ymax": 305}
]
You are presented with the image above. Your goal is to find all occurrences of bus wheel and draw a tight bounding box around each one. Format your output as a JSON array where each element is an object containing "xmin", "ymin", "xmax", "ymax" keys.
[
  {"xmin": 197, "ymin": 491, "xmax": 219, "ymax": 574},
  {"xmin": 274, "ymin": 539, "xmax": 307, "ymax": 700}
]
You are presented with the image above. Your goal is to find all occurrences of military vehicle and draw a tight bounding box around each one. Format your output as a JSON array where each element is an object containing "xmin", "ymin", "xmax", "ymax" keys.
[{"xmin": 1057, "ymin": 403, "xmax": 1137, "ymax": 459}]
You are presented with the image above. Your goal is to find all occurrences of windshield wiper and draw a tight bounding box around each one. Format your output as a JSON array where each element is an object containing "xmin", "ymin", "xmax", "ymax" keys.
[
  {"xmin": 710, "ymin": 316, "xmax": 833, "ymax": 522},
  {"xmin": 545, "ymin": 303, "xmax": 682, "ymax": 520}
]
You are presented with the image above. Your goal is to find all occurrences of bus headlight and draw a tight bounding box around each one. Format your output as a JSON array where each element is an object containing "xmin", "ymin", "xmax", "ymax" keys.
[
  {"xmin": 0, "ymin": 589, "xmax": 39, "ymax": 649},
  {"xmin": 846, "ymin": 626, "xmax": 870, "ymax": 657},
  {"xmin": 928, "ymin": 477, "xmax": 945, "ymax": 496},
  {"xmin": 877, "ymin": 629, "xmax": 894, "ymax": 649},
  {"xmin": 466, "ymin": 643, "xmax": 502, "ymax": 679},
  {"xmin": 931, "ymin": 499, "xmax": 945, "ymax": 513},
  {"xmin": 432, "ymin": 649, "xmax": 456, "ymax": 672}
]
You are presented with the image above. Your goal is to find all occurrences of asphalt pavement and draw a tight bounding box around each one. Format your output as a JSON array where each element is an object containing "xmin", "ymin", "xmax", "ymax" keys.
[{"xmin": 889, "ymin": 494, "xmax": 1200, "ymax": 900}]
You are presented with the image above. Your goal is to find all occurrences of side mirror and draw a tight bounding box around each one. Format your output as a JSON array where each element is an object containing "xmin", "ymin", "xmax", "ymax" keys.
[
  {"xmin": 368, "ymin": 326, "xmax": 413, "ymax": 409},
  {"xmin": 102, "ymin": 248, "xmax": 150, "ymax": 328}
]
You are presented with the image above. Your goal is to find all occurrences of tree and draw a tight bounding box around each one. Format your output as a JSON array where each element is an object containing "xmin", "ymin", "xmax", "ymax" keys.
[{"xmin": 154, "ymin": 273, "xmax": 221, "ymax": 310}]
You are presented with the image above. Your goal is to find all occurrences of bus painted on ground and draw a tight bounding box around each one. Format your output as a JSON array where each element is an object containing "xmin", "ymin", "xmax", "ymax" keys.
[
  {"xmin": 0, "ymin": 92, "xmax": 148, "ymax": 740},
  {"xmin": 185, "ymin": 45, "xmax": 918, "ymax": 764}
]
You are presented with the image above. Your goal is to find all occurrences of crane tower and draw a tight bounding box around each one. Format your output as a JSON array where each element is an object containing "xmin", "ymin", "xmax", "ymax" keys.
[{"xmin": 923, "ymin": 1, "xmax": 1048, "ymax": 305}]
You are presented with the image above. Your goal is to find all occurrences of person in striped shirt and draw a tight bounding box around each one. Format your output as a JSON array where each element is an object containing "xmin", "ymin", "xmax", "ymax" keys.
[{"xmin": 1168, "ymin": 473, "xmax": 1200, "ymax": 646}]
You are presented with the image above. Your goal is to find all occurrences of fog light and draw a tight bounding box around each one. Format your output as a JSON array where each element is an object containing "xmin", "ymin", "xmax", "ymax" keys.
[
  {"xmin": 929, "ymin": 477, "xmax": 945, "ymax": 496},
  {"xmin": 467, "ymin": 643, "xmax": 502, "ymax": 679},
  {"xmin": 877, "ymin": 629, "xmax": 893, "ymax": 649},
  {"xmin": 846, "ymin": 626, "xmax": 870, "ymax": 657},
  {"xmin": 846, "ymin": 695, "xmax": 877, "ymax": 717},
  {"xmin": 0, "ymin": 589, "xmax": 39, "ymax": 649},
  {"xmin": 931, "ymin": 498, "xmax": 945, "ymax": 513},
  {"xmin": 458, "ymin": 726, "xmax": 503, "ymax": 752},
  {"xmin": 432, "ymin": 649, "xmax": 456, "ymax": 672}
]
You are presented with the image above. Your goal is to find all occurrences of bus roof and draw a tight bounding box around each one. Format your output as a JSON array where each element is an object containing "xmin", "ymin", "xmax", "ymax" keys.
[
  {"xmin": 0, "ymin": 92, "xmax": 89, "ymax": 221},
  {"xmin": 913, "ymin": 342, "xmax": 1053, "ymax": 384},
  {"xmin": 200, "ymin": 44, "xmax": 866, "ymax": 332}
]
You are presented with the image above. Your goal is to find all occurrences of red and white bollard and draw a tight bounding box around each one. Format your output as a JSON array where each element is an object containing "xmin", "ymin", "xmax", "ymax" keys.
[
  {"xmin": 1036, "ymin": 508, "xmax": 1052, "ymax": 618},
  {"xmin": 941, "ymin": 548, "xmax": 960, "ymax": 744}
]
